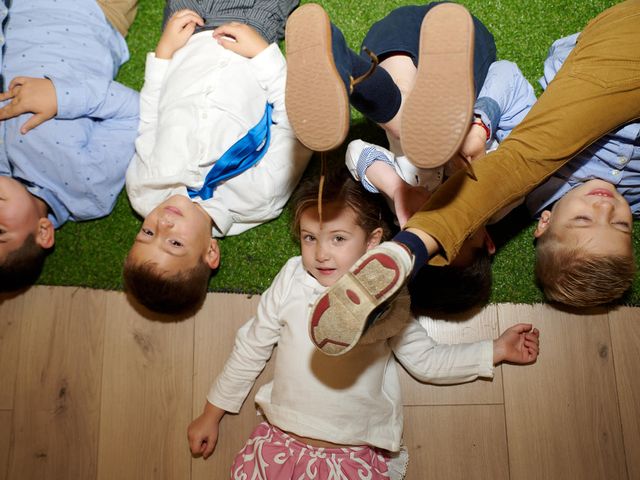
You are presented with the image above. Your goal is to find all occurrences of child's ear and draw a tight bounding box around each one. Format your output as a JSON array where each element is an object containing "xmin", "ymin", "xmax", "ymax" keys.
[
  {"xmin": 534, "ymin": 211, "xmax": 552, "ymax": 238},
  {"xmin": 204, "ymin": 238, "xmax": 220, "ymax": 270},
  {"xmin": 35, "ymin": 217, "xmax": 55, "ymax": 249},
  {"xmin": 366, "ymin": 228, "xmax": 384, "ymax": 250},
  {"xmin": 483, "ymin": 229, "xmax": 496, "ymax": 255}
]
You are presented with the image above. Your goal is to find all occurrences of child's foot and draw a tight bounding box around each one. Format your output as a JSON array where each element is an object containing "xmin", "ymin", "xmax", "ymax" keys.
[
  {"xmin": 309, "ymin": 242, "xmax": 413, "ymax": 355},
  {"xmin": 285, "ymin": 3, "xmax": 349, "ymax": 151},
  {"xmin": 401, "ymin": 3, "xmax": 475, "ymax": 168}
]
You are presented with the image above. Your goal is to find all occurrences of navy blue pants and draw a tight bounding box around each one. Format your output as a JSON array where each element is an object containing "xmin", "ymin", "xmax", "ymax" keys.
[{"xmin": 331, "ymin": 2, "xmax": 496, "ymax": 123}]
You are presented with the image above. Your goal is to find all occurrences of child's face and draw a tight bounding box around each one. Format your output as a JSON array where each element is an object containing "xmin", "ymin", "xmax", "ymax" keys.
[
  {"xmin": 0, "ymin": 176, "xmax": 48, "ymax": 261},
  {"xmin": 535, "ymin": 179, "xmax": 633, "ymax": 256},
  {"xmin": 128, "ymin": 195, "xmax": 219, "ymax": 274},
  {"xmin": 299, "ymin": 203, "xmax": 382, "ymax": 287}
]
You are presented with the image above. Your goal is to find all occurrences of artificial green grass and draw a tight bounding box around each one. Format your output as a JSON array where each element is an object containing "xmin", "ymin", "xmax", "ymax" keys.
[{"xmin": 37, "ymin": 0, "xmax": 640, "ymax": 305}]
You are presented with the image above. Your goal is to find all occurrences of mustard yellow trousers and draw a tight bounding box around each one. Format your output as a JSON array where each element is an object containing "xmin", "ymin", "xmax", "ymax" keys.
[
  {"xmin": 405, "ymin": 0, "xmax": 640, "ymax": 265},
  {"xmin": 97, "ymin": 0, "xmax": 138, "ymax": 37}
]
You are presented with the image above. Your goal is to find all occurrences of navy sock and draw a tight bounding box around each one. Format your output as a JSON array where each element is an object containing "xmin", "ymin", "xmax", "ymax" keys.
[
  {"xmin": 393, "ymin": 230, "xmax": 429, "ymax": 278},
  {"xmin": 330, "ymin": 24, "xmax": 402, "ymax": 124}
]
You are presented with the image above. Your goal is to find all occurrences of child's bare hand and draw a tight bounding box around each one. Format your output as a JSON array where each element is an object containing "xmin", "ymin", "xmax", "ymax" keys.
[
  {"xmin": 459, "ymin": 122, "xmax": 488, "ymax": 162},
  {"xmin": 493, "ymin": 323, "xmax": 540, "ymax": 365},
  {"xmin": 213, "ymin": 22, "xmax": 269, "ymax": 58},
  {"xmin": 156, "ymin": 9, "xmax": 204, "ymax": 59},
  {"xmin": 187, "ymin": 403, "xmax": 224, "ymax": 459},
  {"xmin": 0, "ymin": 77, "xmax": 57, "ymax": 134},
  {"xmin": 392, "ymin": 183, "xmax": 431, "ymax": 227}
]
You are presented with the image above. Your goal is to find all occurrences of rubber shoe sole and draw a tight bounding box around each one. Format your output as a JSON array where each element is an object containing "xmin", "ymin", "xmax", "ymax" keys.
[
  {"xmin": 309, "ymin": 249, "xmax": 406, "ymax": 356},
  {"xmin": 285, "ymin": 3, "xmax": 349, "ymax": 152},
  {"xmin": 401, "ymin": 3, "xmax": 475, "ymax": 168}
]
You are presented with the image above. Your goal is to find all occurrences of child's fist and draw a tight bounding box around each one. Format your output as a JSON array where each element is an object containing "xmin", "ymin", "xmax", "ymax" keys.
[
  {"xmin": 213, "ymin": 22, "xmax": 269, "ymax": 58},
  {"xmin": 494, "ymin": 323, "xmax": 540, "ymax": 365},
  {"xmin": 156, "ymin": 9, "xmax": 204, "ymax": 59}
]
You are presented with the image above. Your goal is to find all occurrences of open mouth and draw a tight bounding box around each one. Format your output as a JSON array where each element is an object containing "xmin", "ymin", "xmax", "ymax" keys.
[{"xmin": 587, "ymin": 189, "xmax": 614, "ymax": 198}]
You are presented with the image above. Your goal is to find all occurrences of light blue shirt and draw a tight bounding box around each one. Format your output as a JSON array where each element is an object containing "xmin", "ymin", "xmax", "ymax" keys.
[
  {"xmin": 473, "ymin": 60, "xmax": 536, "ymax": 144},
  {"xmin": 0, "ymin": 0, "xmax": 139, "ymax": 227},
  {"xmin": 526, "ymin": 33, "xmax": 640, "ymax": 218}
]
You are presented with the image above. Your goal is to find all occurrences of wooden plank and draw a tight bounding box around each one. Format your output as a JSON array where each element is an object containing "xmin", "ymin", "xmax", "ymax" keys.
[
  {"xmin": 8, "ymin": 287, "xmax": 106, "ymax": 480},
  {"xmin": 403, "ymin": 404, "xmax": 508, "ymax": 479},
  {"xmin": 0, "ymin": 292, "xmax": 25, "ymax": 410},
  {"xmin": 399, "ymin": 305, "xmax": 503, "ymax": 405},
  {"xmin": 97, "ymin": 292, "xmax": 194, "ymax": 480},
  {"xmin": 610, "ymin": 307, "xmax": 640, "ymax": 480},
  {"xmin": 0, "ymin": 410, "xmax": 11, "ymax": 480},
  {"xmin": 499, "ymin": 304, "xmax": 626, "ymax": 480},
  {"xmin": 191, "ymin": 293, "xmax": 276, "ymax": 480}
]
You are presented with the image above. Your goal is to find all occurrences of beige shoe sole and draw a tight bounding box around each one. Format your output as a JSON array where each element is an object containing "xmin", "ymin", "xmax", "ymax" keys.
[
  {"xmin": 401, "ymin": 3, "xmax": 475, "ymax": 168},
  {"xmin": 285, "ymin": 3, "xmax": 349, "ymax": 152},
  {"xmin": 309, "ymin": 249, "xmax": 406, "ymax": 356}
]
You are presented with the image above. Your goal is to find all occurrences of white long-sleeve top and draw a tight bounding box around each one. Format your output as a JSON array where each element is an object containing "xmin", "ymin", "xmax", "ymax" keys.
[
  {"xmin": 209, "ymin": 257, "xmax": 494, "ymax": 452},
  {"xmin": 125, "ymin": 32, "xmax": 311, "ymax": 237}
]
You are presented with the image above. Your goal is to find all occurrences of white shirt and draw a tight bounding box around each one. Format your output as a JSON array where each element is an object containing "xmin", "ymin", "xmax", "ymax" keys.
[
  {"xmin": 209, "ymin": 257, "xmax": 494, "ymax": 451},
  {"xmin": 125, "ymin": 32, "xmax": 311, "ymax": 237}
]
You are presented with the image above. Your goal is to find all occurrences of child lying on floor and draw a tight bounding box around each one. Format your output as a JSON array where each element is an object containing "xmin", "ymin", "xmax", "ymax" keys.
[{"xmin": 187, "ymin": 171, "xmax": 540, "ymax": 479}]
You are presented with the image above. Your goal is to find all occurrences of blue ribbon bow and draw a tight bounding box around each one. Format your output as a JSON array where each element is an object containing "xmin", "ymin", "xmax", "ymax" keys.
[{"xmin": 187, "ymin": 102, "xmax": 274, "ymax": 201}]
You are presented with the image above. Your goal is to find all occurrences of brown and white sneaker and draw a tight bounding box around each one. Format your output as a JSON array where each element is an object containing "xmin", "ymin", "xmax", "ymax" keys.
[
  {"xmin": 401, "ymin": 3, "xmax": 475, "ymax": 168},
  {"xmin": 309, "ymin": 242, "xmax": 413, "ymax": 355},
  {"xmin": 285, "ymin": 3, "xmax": 349, "ymax": 152}
]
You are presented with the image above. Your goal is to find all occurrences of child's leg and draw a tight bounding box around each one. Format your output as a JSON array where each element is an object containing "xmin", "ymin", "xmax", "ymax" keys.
[
  {"xmin": 96, "ymin": 0, "xmax": 138, "ymax": 37},
  {"xmin": 164, "ymin": 0, "xmax": 297, "ymax": 43},
  {"xmin": 358, "ymin": 3, "xmax": 495, "ymax": 166},
  {"xmin": 285, "ymin": 4, "xmax": 401, "ymax": 151}
]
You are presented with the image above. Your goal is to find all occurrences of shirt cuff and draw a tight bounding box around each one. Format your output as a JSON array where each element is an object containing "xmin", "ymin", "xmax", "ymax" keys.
[
  {"xmin": 474, "ymin": 96, "xmax": 501, "ymax": 142},
  {"xmin": 144, "ymin": 51, "xmax": 171, "ymax": 86},
  {"xmin": 357, "ymin": 145, "xmax": 395, "ymax": 193},
  {"xmin": 479, "ymin": 339, "xmax": 495, "ymax": 378},
  {"xmin": 250, "ymin": 43, "xmax": 286, "ymax": 86}
]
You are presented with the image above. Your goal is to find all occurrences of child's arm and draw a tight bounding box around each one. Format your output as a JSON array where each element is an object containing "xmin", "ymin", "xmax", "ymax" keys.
[
  {"xmin": 390, "ymin": 320, "xmax": 540, "ymax": 384},
  {"xmin": 187, "ymin": 401, "xmax": 226, "ymax": 459},
  {"xmin": 345, "ymin": 141, "xmax": 431, "ymax": 227},
  {"xmin": 365, "ymin": 161, "xmax": 431, "ymax": 227},
  {"xmin": 186, "ymin": 260, "xmax": 295, "ymax": 461},
  {"xmin": 473, "ymin": 60, "xmax": 537, "ymax": 144}
]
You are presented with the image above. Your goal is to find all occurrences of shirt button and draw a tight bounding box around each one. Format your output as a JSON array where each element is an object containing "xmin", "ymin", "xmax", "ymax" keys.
[
  {"xmin": 618, "ymin": 155, "xmax": 627, "ymax": 165},
  {"xmin": 611, "ymin": 169, "xmax": 620, "ymax": 176}
]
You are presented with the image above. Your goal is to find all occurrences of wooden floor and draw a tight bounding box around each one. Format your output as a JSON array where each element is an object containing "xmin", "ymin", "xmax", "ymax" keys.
[{"xmin": 0, "ymin": 287, "xmax": 638, "ymax": 480}]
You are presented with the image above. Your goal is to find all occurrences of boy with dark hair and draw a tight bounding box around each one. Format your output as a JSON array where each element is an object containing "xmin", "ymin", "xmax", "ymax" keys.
[
  {"xmin": 124, "ymin": 2, "xmax": 311, "ymax": 314},
  {"xmin": 0, "ymin": 0, "xmax": 140, "ymax": 292}
]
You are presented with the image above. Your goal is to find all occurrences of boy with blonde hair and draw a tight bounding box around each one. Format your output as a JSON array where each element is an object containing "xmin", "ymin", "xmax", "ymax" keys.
[
  {"xmin": 124, "ymin": 2, "xmax": 310, "ymax": 313},
  {"xmin": 527, "ymin": 34, "xmax": 638, "ymax": 306}
]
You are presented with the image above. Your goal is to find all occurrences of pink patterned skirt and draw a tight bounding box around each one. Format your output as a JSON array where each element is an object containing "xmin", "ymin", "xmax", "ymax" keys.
[{"xmin": 230, "ymin": 422, "xmax": 408, "ymax": 480}]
